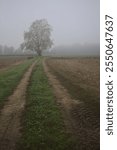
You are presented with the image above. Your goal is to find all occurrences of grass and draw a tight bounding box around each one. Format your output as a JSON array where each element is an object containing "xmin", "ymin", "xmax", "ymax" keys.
[
  {"xmin": 18, "ymin": 58, "xmax": 76, "ymax": 150},
  {"xmin": 0, "ymin": 59, "xmax": 34, "ymax": 108}
]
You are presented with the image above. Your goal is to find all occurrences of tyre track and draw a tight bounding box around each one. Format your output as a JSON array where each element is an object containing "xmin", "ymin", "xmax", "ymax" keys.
[
  {"xmin": 43, "ymin": 59, "xmax": 100, "ymax": 150},
  {"xmin": 43, "ymin": 59, "xmax": 81, "ymax": 135},
  {"xmin": 0, "ymin": 61, "xmax": 36, "ymax": 150}
]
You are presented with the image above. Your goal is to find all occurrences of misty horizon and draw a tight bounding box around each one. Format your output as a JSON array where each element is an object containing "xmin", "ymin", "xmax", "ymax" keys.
[{"xmin": 0, "ymin": 0, "xmax": 99, "ymax": 50}]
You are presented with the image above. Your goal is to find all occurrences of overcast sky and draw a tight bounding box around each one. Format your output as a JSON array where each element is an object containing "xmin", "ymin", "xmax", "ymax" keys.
[{"xmin": 0, "ymin": 0, "xmax": 99, "ymax": 48}]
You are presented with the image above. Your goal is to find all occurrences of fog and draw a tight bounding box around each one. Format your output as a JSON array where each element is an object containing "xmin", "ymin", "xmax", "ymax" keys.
[
  {"xmin": 0, "ymin": 0, "xmax": 99, "ymax": 55},
  {"xmin": 43, "ymin": 43, "xmax": 100, "ymax": 57}
]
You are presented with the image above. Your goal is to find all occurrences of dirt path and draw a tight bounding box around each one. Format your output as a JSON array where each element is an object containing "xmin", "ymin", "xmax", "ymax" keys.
[
  {"xmin": 43, "ymin": 59, "xmax": 81, "ymax": 134},
  {"xmin": 0, "ymin": 61, "xmax": 36, "ymax": 150},
  {"xmin": 43, "ymin": 59, "xmax": 100, "ymax": 150}
]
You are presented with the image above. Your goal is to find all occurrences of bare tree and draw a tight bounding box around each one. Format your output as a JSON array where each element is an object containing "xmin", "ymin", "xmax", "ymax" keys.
[{"xmin": 21, "ymin": 19, "xmax": 53, "ymax": 56}]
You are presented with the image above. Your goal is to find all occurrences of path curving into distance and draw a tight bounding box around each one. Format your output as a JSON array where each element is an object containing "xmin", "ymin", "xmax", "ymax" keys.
[{"xmin": 0, "ymin": 61, "xmax": 37, "ymax": 150}]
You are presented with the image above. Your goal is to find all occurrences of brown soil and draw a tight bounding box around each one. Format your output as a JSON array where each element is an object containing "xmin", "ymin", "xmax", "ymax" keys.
[
  {"xmin": 46, "ymin": 58, "xmax": 100, "ymax": 89},
  {"xmin": 0, "ymin": 61, "xmax": 36, "ymax": 150},
  {"xmin": 43, "ymin": 58, "xmax": 100, "ymax": 150}
]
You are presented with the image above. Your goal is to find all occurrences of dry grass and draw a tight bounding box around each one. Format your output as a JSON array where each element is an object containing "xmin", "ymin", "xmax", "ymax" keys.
[{"xmin": 0, "ymin": 56, "xmax": 28, "ymax": 70}]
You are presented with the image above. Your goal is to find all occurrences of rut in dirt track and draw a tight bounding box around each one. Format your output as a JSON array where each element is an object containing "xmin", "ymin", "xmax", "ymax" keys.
[
  {"xmin": 0, "ymin": 61, "xmax": 36, "ymax": 150},
  {"xmin": 43, "ymin": 59, "xmax": 100, "ymax": 150}
]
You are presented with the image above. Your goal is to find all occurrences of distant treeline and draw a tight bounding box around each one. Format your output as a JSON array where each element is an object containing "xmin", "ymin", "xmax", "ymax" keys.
[
  {"xmin": 0, "ymin": 45, "xmax": 15, "ymax": 55},
  {"xmin": 0, "ymin": 44, "xmax": 36, "ymax": 56},
  {"xmin": 0, "ymin": 43, "xmax": 100, "ymax": 57}
]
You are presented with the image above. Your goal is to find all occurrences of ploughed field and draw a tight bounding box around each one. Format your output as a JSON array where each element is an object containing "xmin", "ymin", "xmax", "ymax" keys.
[{"xmin": 46, "ymin": 57, "xmax": 100, "ymax": 150}]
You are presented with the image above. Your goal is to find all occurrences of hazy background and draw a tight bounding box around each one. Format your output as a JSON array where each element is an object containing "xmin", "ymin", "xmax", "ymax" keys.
[{"xmin": 0, "ymin": 0, "xmax": 100, "ymax": 56}]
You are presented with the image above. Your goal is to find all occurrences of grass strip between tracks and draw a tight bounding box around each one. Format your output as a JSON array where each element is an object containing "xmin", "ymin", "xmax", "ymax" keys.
[{"xmin": 18, "ymin": 58, "xmax": 76, "ymax": 150}]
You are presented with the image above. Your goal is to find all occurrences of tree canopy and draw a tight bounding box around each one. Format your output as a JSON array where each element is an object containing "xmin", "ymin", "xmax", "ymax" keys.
[{"xmin": 21, "ymin": 19, "xmax": 53, "ymax": 55}]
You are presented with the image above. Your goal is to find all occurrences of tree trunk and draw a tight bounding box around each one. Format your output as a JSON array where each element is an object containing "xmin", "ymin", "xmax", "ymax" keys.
[{"xmin": 37, "ymin": 50, "xmax": 42, "ymax": 56}]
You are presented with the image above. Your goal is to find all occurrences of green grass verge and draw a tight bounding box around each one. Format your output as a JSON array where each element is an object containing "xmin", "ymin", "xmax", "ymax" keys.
[
  {"xmin": 18, "ymin": 58, "xmax": 76, "ymax": 150},
  {"xmin": 0, "ymin": 59, "xmax": 34, "ymax": 108}
]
